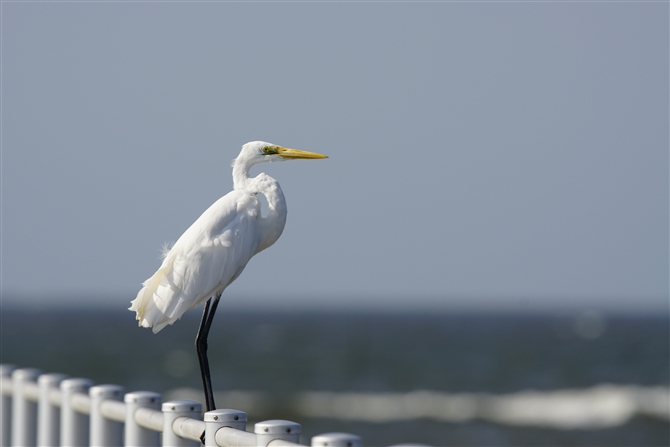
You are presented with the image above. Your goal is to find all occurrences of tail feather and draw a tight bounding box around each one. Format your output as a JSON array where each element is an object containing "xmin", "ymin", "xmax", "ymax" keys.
[
  {"xmin": 130, "ymin": 265, "xmax": 181, "ymax": 334},
  {"xmin": 131, "ymin": 240, "xmax": 230, "ymax": 334}
]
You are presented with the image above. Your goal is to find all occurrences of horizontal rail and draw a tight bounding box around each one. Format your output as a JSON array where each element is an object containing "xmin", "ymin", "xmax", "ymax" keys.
[
  {"xmin": 135, "ymin": 406, "xmax": 164, "ymax": 431},
  {"xmin": 172, "ymin": 416, "xmax": 205, "ymax": 442},
  {"xmin": 1, "ymin": 364, "xmax": 369, "ymax": 447},
  {"xmin": 23, "ymin": 382, "xmax": 40, "ymax": 401},
  {"xmin": 215, "ymin": 427, "xmax": 257, "ymax": 447},
  {"xmin": 0, "ymin": 378, "xmax": 11, "ymax": 396},
  {"xmin": 101, "ymin": 399, "xmax": 127, "ymax": 423},
  {"xmin": 71, "ymin": 393, "xmax": 91, "ymax": 414},
  {"xmin": 48, "ymin": 388, "xmax": 61, "ymax": 406}
]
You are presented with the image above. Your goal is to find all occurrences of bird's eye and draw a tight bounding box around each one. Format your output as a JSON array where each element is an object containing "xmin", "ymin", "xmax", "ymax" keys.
[{"xmin": 262, "ymin": 145, "xmax": 280, "ymax": 155}]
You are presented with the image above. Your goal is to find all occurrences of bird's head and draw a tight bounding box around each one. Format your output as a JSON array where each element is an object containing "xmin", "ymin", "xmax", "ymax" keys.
[{"xmin": 235, "ymin": 141, "xmax": 328, "ymax": 167}]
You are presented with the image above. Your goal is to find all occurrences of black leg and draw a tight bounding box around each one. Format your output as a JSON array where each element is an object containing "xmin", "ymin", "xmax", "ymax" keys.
[{"xmin": 195, "ymin": 293, "xmax": 221, "ymax": 412}]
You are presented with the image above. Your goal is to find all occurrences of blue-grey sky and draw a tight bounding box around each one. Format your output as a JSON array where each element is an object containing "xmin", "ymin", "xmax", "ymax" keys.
[{"xmin": 2, "ymin": 2, "xmax": 668, "ymax": 314}]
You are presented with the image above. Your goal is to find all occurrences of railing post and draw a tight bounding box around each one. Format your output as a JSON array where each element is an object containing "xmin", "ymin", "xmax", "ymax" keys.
[
  {"xmin": 161, "ymin": 400, "xmax": 201, "ymax": 447},
  {"xmin": 90, "ymin": 384, "xmax": 124, "ymax": 447},
  {"xmin": 124, "ymin": 391, "xmax": 161, "ymax": 447},
  {"xmin": 60, "ymin": 378, "xmax": 93, "ymax": 447},
  {"xmin": 0, "ymin": 364, "xmax": 17, "ymax": 447},
  {"xmin": 255, "ymin": 420, "xmax": 301, "ymax": 446},
  {"xmin": 37, "ymin": 373, "xmax": 68, "ymax": 447},
  {"xmin": 204, "ymin": 409, "xmax": 246, "ymax": 447},
  {"xmin": 312, "ymin": 433, "xmax": 363, "ymax": 447},
  {"xmin": 11, "ymin": 367, "xmax": 41, "ymax": 447}
]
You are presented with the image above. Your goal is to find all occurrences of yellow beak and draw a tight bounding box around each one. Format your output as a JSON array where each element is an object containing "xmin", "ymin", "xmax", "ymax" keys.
[{"xmin": 277, "ymin": 147, "xmax": 328, "ymax": 159}]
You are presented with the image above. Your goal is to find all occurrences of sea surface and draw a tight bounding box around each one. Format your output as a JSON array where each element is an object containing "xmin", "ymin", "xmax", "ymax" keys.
[{"xmin": 1, "ymin": 307, "xmax": 668, "ymax": 446}]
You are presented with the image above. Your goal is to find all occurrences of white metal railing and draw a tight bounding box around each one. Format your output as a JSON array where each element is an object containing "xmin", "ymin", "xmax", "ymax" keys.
[{"xmin": 0, "ymin": 364, "xmax": 368, "ymax": 447}]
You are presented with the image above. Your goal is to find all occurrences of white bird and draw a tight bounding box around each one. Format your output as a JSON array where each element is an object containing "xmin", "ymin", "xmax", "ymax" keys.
[{"xmin": 129, "ymin": 141, "xmax": 328, "ymax": 410}]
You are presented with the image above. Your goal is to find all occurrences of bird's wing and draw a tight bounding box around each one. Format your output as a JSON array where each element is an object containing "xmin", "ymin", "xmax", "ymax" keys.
[{"xmin": 130, "ymin": 191, "xmax": 261, "ymax": 333}]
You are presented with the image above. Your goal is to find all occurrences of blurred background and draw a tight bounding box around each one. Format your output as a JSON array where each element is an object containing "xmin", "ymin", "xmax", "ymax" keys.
[
  {"xmin": 2, "ymin": 309, "xmax": 668, "ymax": 446},
  {"xmin": 2, "ymin": 2, "xmax": 668, "ymax": 446}
]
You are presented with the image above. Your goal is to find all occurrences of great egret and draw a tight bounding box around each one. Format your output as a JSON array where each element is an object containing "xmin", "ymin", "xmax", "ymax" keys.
[{"xmin": 130, "ymin": 141, "xmax": 328, "ymax": 411}]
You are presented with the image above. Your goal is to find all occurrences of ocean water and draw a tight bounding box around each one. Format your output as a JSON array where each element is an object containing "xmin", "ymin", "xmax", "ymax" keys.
[{"xmin": 1, "ymin": 307, "xmax": 668, "ymax": 446}]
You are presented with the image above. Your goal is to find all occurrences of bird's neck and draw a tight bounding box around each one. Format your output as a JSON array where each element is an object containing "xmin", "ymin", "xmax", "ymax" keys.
[{"xmin": 232, "ymin": 161, "xmax": 253, "ymax": 190}]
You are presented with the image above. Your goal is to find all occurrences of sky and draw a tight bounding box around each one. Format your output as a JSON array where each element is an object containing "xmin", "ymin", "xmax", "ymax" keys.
[{"xmin": 2, "ymin": 2, "xmax": 668, "ymax": 314}]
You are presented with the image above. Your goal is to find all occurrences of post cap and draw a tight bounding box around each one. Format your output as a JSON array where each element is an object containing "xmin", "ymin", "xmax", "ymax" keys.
[
  {"xmin": 90, "ymin": 384, "xmax": 125, "ymax": 398},
  {"xmin": 124, "ymin": 391, "xmax": 162, "ymax": 405},
  {"xmin": 60, "ymin": 377, "xmax": 93, "ymax": 391},
  {"xmin": 38, "ymin": 373, "xmax": 69, "ymax": 386},
  {"xmin": 12, "ymin": 367, "xmax": 42, "ymax": 381},
  {"xmin": 312, "ymin": 433, "xmax": 363, "ymax": 447},
  {"xmin": 255, "ymin": 420, "xmax": 301, "ymax": 435},
  {"xmin": 162, "ymin": 400, "xmax": 202, "ymax": 413},
  {"xmin": 0, "ymin": 364, "xmax": 16, "ymax": 376},
  {"xmin": 204, "ymin": 409, "xmax": 247, "ymax": 423}
]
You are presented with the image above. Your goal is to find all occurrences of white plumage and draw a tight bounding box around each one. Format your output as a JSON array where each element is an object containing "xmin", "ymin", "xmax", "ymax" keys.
[{"xmin": 129, "ymin": 141, "xmax": 327, "ymax": 333}]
